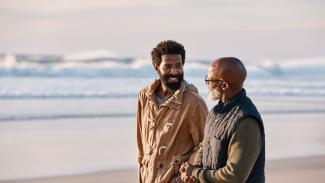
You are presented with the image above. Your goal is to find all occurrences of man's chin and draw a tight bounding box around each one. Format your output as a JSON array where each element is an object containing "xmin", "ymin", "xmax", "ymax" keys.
[
  {"xmin": 166, "ymin": 81, "xmax": 182, "ymax": 91},
  {"xmin": 208, "ymin": 93, "xmax": 220, "ymax": 101}
]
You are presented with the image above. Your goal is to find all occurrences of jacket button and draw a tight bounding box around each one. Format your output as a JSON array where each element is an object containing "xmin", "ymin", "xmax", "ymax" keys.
[{"xmin": 159, "ymin": 163, "xmax": 163, "ymax": 168}]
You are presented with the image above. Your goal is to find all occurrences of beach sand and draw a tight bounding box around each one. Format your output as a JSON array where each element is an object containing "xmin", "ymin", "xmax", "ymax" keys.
[
  {"xmin": 1, "ymin": 156, "xmax": 325, "ymax": 183},
  {"xmin": 1, "ymin": 96, "xmax": 325, "ymax": 182},
  {"xmin": 266, "ymin": 156, "xmax": 325, "ymax": 183}
]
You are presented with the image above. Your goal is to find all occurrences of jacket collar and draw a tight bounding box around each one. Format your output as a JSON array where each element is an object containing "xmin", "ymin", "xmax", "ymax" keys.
[
  {"xmin": 145, "ymin": 78, "xmax": 185, "ymax": 109},
  {"xmin": 214, "ymin": 89, "xmax": 246, "ymax": 113}
]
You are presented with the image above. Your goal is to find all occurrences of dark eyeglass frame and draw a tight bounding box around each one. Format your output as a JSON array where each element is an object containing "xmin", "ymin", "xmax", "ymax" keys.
[{"xmin": 205, "ymin": 75, "xmax": 240, "ymax": 85}]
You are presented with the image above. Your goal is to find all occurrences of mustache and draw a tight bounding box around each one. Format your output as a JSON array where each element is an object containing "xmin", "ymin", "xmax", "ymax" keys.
[
  {"xmin": 165, "ymin": 74, "xmax": 183, "ymax": 79},
  {"xmin": 159, "ymin": 73, "xmax": 184, "ymax": 91}
]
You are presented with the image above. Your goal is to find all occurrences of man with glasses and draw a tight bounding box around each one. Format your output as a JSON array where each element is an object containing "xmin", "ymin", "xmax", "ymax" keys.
[
  {"xmin": 180, "ymin": 57, "xmax": 265, "ymax": 183},
  {"xmin": 136, "ymin": 40, "xmax": 208, "ymax": 183}
]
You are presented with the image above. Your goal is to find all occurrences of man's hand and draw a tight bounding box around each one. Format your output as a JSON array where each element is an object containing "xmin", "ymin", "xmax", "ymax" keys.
[
  {"xmin": 179, "ymin": 162, "xmax": 196, "ymax": 183},
  {"xmin": 169, "ymin": 176, "xmax": 178, "ymax": 183}
]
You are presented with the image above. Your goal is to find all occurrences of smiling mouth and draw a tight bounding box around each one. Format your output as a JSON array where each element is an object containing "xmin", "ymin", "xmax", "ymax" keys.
[{"xmin": 168, "ymin": 77, "xmax": 179, "ymax": 82}]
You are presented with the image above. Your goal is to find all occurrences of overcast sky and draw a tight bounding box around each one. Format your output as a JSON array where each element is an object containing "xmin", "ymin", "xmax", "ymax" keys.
[{"xmin": 0, "ymin": 0, "xmax": 324, "ymax": 61}]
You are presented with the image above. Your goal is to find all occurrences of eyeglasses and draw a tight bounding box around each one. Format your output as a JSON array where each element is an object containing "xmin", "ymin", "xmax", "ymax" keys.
[
  {"xmin": 205, "ymin": 75, "xmax": 241, "ymax": 85},
  {"xmin": 204, "ymin": 75, "xmax": 226, "ymax": 85}
]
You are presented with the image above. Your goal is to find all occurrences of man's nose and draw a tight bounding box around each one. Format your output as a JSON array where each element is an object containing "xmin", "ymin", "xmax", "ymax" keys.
[{"xmin": 170, "ymin": 67, "xmax": 178, "ymax": 75}]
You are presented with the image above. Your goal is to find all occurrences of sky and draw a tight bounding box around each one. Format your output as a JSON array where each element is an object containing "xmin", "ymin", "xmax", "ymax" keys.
[{"xmin": 0, "ymin": 0, "xmax": 324, "ymax": 61}]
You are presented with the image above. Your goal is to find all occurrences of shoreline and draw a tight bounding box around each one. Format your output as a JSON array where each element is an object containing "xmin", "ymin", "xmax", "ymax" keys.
[{"xmin": 2, "ymin": 155, "xmax": 325, "ymax": 183}]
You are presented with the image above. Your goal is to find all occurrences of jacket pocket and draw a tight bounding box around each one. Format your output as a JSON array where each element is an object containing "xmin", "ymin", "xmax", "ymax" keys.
[{"xmin": 210, "ymin": 135, "xmax": 226, "ymax": 168}]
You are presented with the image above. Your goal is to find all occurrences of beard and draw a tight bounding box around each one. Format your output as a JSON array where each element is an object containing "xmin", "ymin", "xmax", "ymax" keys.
[
  {"xmin": 208, "ymin": 87, "xmax": 222, "ymax": 101},
  {"xmin": 159, "ymin": 72, "xmax": 184, "ymax": 91}
]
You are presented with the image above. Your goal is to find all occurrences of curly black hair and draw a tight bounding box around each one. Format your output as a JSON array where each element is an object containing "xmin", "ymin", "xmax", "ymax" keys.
[{"xmin": 151, "ymin": 40, "xmax": 186, "ymax": 66}]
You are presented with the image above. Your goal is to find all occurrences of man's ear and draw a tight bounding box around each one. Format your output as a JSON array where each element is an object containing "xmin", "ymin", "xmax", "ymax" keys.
[
  {"xmin": 221, "ymin": 82, "xmax": 228, "ymax": 90},
  {"xmin": 153, "ymin": 64, "xmax": 159, "ymax": 72}
]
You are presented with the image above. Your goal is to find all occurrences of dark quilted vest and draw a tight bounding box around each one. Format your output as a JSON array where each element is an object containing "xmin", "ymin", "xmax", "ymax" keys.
[{"xmin": 202, "ymin": 89, "xmax": 265, "ymax": 183}]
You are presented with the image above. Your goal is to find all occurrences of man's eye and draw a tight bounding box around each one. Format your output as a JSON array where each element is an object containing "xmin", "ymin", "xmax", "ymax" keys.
[{"xmin": 163, "ymin": 65, "xmax": 171, "ymax": 69}]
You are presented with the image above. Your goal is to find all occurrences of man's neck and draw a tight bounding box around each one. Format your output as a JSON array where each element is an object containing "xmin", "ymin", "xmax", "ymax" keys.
[
  {"xmin": 221, "ymin": 88, "xmax": 243, "ymax": 102},
  {"xmin": 157, "ymin": 83, "xmax": 174, "ymax": 98}
]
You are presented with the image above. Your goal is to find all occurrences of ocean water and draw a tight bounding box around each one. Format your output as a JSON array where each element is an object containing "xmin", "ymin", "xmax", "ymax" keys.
[
  {"xmin": 1, "ymin": 52, "xmax": 325, "ymax": 180},
  {"xmin": 0, "ymin": 52, "xmax": 325, "ymax": 100},
  {"xmin": 0, "ymin": 52, "xmax": 324, "ymax": 122}
]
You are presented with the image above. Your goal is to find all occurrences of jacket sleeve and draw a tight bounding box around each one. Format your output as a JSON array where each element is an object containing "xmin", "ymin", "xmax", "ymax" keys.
[
  {"xmin": 191, "ymin": 118, "xmax": 262, "ymax": 183},
  {"xmin": 136, "ymin": 93, "xmax": 144, "ymax": 183},
  {"xmin": 188, "ymin": 98, "xmax": 208, "ymax": 163},
  {"xmin": 193, "ymin": 142, "xmax": 204, "ymax": 166}
]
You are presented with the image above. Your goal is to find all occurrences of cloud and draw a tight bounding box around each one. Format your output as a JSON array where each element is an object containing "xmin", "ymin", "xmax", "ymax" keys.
[
  {"xmin": 0, "ymin": 0, "xmax": 324, "ymax": 58},
  {"xmin": 0, "ymin": 0, "xmax": 177, "ymax": 13}
]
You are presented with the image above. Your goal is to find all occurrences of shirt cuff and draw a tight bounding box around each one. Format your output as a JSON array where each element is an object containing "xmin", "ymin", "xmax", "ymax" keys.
[{"xmin": 192, "ymin": 167, "xmax": 202, "ymax": 182}]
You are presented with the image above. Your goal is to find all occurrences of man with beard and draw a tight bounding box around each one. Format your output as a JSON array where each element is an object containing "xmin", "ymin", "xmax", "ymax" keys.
[
  {"xmin": 136, "ymin": 40, "xmax": 208, "ymax": 183},
  {"xmin": 179, "ymin": 57, "xmax": 265, "ymax": 183}
]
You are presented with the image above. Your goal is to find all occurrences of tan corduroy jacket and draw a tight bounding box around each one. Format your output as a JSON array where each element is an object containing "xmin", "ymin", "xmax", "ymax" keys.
[{"xmin": 137, "ymin": 79, "xmax": 208, "ymax": 183}]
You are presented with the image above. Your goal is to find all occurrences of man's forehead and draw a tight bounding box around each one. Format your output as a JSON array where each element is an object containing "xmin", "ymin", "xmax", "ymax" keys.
[
  {"xmin": 161, "ymin": 54, "xmax": 182, "ymax": 58},
  {"xmin": 161, "ymin": 54, "xmax": 182, "ymax": 63},
  {"xmin": 208, "ymin": 65, "xmax": 220, "ymax": 72},
  {"xmin": 208, "ymin": 66, "xmax": 222, "ymax": 77}
]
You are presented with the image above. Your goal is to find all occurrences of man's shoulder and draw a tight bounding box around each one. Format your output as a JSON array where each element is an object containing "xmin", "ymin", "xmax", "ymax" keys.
[
  {"xmin": 183, "ymin": 84, "xmax": 207, "ymax": 107},
  {"xmin": 138, "ymin": 79, "xmax": 159, "ymax": 98},
  {"xmin": 183, "ymin": 84, "xmax": 202, "ymax": 99},
  {"xmin": 138, "ymin": 85, "xmax": 150, "ymax": 100},
  {"xmin": 234, "ymin": 117, "xmax": 262, "ymax": 139},
  {"xmin": 138, "ymin": 85, "xmax": 149, "ymax": 94}
]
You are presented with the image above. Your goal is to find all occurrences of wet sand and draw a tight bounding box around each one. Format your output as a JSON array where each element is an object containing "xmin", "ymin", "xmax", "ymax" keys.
[{"xmin": 2, "ymin": 156, "xmax": 325, "ymax": 183}]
